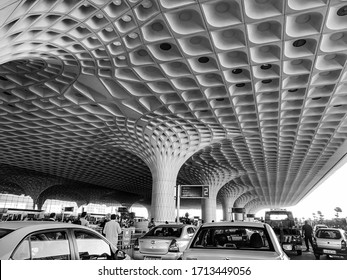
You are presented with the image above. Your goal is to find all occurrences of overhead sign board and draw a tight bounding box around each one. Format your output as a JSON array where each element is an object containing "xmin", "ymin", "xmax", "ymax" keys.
[{"xmin": 180, "ymin": 185, "xmax": 209, "ymax": 198}]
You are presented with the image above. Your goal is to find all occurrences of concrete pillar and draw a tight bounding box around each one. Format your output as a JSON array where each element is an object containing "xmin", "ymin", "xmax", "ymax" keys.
[
  {"xmin": 232, "ymin": 208, "xmax": 245, "ymax": 221},
  {"xmin": 150, "ymin": 161, "xmax": 182, "ymax": 223},
  {"xmin": 221, "ymin": 197, "xmax": 236, "ymax": 221},
  {"xmin": 202, "ymin": 195, "xmax": 217, "ymax": 223}
]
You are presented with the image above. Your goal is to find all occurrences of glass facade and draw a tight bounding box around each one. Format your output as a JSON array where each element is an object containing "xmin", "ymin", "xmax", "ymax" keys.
[{"xmin": 0, "ymin": 194, "xmax": 33, "ymax": 209}]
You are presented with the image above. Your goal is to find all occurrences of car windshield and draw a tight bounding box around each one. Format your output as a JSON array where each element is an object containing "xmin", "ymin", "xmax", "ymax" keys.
[
  {"xmin": 190, "ymin": 226, "xmax": 274, "ymax": 251},
  {"xmin": 0, "ymin": 228, "xmax": 14, "ymax": 239},
  {"xmin": 146, "ymin": 226, "xmax": 182, "ymax": 238},
  {"xmin": 317, "ymin": 230, "xmax": 341, "ymax": 239}
]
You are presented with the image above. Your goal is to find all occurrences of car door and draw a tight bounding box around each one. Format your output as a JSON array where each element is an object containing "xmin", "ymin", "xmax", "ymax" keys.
[
  {"xmin": 71, "ymin": 229, "xmax": 117, "ymax": 260},
  {"xmin": 11, "ymin": 229, "xmax": 73, "ymax": 260}
]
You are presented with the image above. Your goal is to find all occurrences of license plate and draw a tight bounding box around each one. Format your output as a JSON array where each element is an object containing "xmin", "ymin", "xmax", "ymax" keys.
[
  {"xmin": 144, "ymin": 256, "xmax": 161, "ymax": 260},
  {"xmin": 323, "ymin": 249, "xmax": 336, "ymax": 254}
]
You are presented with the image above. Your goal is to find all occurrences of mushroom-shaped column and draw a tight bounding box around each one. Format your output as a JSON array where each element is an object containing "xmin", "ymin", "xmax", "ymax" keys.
[
  {"xmin": 244, "ymin": 199, "xmax": 268, "ymax": 220},
  {"xmin": 200, "ymin": 168, "xmax": 238, "ymax": 222},
  {"xmin": 147, "ymin": 157, "xmax": 187, "ymax": 223},
  {"xmin": 3, "ymin": 174, "xmax": 63, "ymax": 209},
  {"xmin": 234, "ymin": 191, "xmax": 259, "ymax": 221},
  {"xmin": 218, "ymin": 180, "xmax": 249, "ymax": 221}
]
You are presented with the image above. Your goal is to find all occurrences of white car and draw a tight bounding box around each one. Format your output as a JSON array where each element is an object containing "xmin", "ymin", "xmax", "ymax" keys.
[
  {"xmin": 313, "ymin": 228, "xmax": 347, "ymax": 260},
  {"xmin": 133, "ymin": 223, "xmax": 196, "ymax": 260},
  {"xmin": 313, "ymin": 224, "xmax": 328, "ymax": 233},
  {"xmin": 181, "ymin": 221, "xmax": 289, "ymax": 260},
  {"xmin": 0, "ymin": 221, "xmax": 130, "ymax": 260}
]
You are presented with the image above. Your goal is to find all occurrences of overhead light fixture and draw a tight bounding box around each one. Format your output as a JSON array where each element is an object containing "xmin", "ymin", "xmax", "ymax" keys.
[
  {"xmin": 113, "ymin": 0, "xmax": 122, "ymax": 5},
  {"xmin": 160, "ymin": 43, "xmax": 171, "ymax": 51},
  {"xmin": 260, "ymin": 64, "xmax": 272, "ymax": 70},
  {"xmin": 293, "ymin": 39, "xmax": 306, "ymax": 47},
  {"xmin": 142, "ymin": 0, "xmax": 152, "ymax": 9},
  {"xmin": 337, "ymin": 6, "xmax": 347, "ymax": 16},
  {"xmin": 232, "ymin": 69, "xmax": 242, "ymax": 74},
  {"xmin": 122, "ymin": 15, "xmax": 131, "ymax": 22},
  {"xmin": 128, "ymin": 32, "xmax": 138, "ymax": 39}
]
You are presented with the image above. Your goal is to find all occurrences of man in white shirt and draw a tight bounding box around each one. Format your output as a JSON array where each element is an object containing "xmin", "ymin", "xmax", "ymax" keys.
[
  {"xmin": 80, "ymin": 211, "xmax": 89, "ymax": 227},
  {"xmin": 103, "ymin": 214, "xmax": 122, "ymax": 248}
]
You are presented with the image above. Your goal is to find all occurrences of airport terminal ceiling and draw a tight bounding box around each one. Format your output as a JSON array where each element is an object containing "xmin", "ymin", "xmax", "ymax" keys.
[{"xmin": 1, "ymin": 0, "xmax": 347, "ymax": 218}]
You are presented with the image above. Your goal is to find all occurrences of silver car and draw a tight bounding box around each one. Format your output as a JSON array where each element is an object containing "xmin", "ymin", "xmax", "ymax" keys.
[
  {"xmin": 0, "ymin": 221, "xmax": 130, "ymax": 260},
  {"xmin": 133, "ymin": 223, "xmax": 196, "ymax": 260},
  {"xmin": 181, "ymin": 221, "xmax": 289, "ymax": 260},
  {"xmin": 313, "ymin": 228, "xmax": 347, "ymax": 259}
]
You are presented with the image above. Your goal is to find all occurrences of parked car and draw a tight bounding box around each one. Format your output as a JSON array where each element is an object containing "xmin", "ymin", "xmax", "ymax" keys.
[
  {"xmin": 0, "ymin": 221, "xmax": 130, "ymax": 260},
  {"xmin": 133, "ymin": 223, "xmax": 196, "ymax": 260},
  {"xmin": 181, "ymin": 221, "xmax": 289, "ymax": 260},
  {"xmin": 313, "ymin": 224, "xmax": 328, "ymax": 233},
  {"xmin": 313, "ymin": 228, "xmax": 347, "ymax": 259}
]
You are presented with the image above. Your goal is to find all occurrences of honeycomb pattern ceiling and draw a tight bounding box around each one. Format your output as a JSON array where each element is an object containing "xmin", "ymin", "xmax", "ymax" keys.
[{"xmin": 1, "ymin": 0, "xmax": 347, "ymax": 211}]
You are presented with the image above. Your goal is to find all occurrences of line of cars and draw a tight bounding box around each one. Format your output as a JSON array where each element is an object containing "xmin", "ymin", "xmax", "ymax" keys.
[
  {"xmin": 133, "ymin": 221, "xmax": 289, "ymax": 260},
  {"xmin": 1, "ymin": 220, "xmax": 346, "ymax": 260}
]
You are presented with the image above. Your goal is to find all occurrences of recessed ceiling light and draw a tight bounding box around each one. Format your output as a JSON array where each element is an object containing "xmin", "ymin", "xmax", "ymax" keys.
[
  {"xmin": 128, "ymin": 32, "xmax": 138, "ymax": 39},
  {"xmin": 312, "ymin": 97, "xmax": 321, "ymax": 100},
  {"xmin": 216, "ymin": 98, "xmax": 225, "ymax": 101},
  {"xmin": 293, "ymin": 39, "xmax": 306, "ymax": 47},
  {"xmin": 122, "ymin": 15, "xmax": 131, "ymax": 22},
  {"xmin": 142, "ymin": 0, "xmax": 153, "ymax": 9},
  {"xmin": 235, "ymin": 83, "xmax": 245, "ymax": 87},
  {"xmin": 232, "ymin": 69, "xmax": 242, "ymax": 74},
  {"xmin": 288, "ymin": 89, "xmax": 298, "ymax": 92},
  {"xmin": 198, "ymin": 57, "xmax": 209, "ymax": 63},
  {"xmin": 262, "ymin": 79, "xmax": 272, "ymax": 84},
  {"xmin": 113, "ymin": 0, "xmax": 122, "ymax": 5},
  {"xmin": 260, "ymin": 64, "xmax": 272, "ymax": 70},
  {"xmin": 160, "ymin": 43, "xmax": 171, "ymax": 51},
  {"xmin": 337, "ymin": 6, "xmax": 347, "ymax": 16}
]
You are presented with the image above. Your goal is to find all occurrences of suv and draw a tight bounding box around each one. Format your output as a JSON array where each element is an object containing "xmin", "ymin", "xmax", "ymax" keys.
[{"xmin": 313, "ymin": 228, "xmax": 347, "ymax": 260}]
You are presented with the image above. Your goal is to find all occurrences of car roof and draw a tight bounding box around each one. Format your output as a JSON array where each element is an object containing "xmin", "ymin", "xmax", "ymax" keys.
[
  {"xmin": 201, "ymin": 221, "xmax": 266, "ymax": 227},
  {"xmin": 0, "ymin": 221, "xmax": 88, "ymax": 231},
  {"xmin": 155, "ymin": 223, "xmax": 192, "ymax": 228},
  {"xmin": 317, "ymin": 227, "xmax": 344, "ymax": 232}
]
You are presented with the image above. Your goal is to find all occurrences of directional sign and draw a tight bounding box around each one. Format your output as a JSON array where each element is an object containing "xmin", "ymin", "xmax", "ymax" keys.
[{"xmin": 180, "ymin": 185, "xmax": 209, "ymax": 198}]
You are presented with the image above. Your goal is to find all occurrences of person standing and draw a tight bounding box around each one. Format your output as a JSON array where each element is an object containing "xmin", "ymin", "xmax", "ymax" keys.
[
  {"xmin": 80, "ymin": 212, "xmax": 89, "ymax": 227},
  {"xmin": 148, "ymin": 218, "xmax": 155, "ymax": 230},
  {"xmin": 302, "ymin": 220, "xmax": 314, "ymax": 251},
  {"xmin": 103, "ymin": 214, "xmax": 122, "ymax": 248},
  {"xmin": 49, "ymin": 213, "xmax": 56, "ymax": 221}
]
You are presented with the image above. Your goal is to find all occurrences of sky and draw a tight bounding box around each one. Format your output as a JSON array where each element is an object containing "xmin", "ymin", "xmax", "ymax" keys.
[
  {"xmin": 131, "ymin": 162, "xmax": 347, "ymax": 221},
  {"xmin": 256, "ymin": 161, "xmax": 347, "ymax": 220}
]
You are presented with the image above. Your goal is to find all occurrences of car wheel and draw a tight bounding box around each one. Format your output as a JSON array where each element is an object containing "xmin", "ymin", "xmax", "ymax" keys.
[
  {"xmin": 297, "ymin": 250, "xmax": 302, "ymax": 256},
  {"xmin": 314, "ymin": 254, "xmax": 320, "ymax": 260}
]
